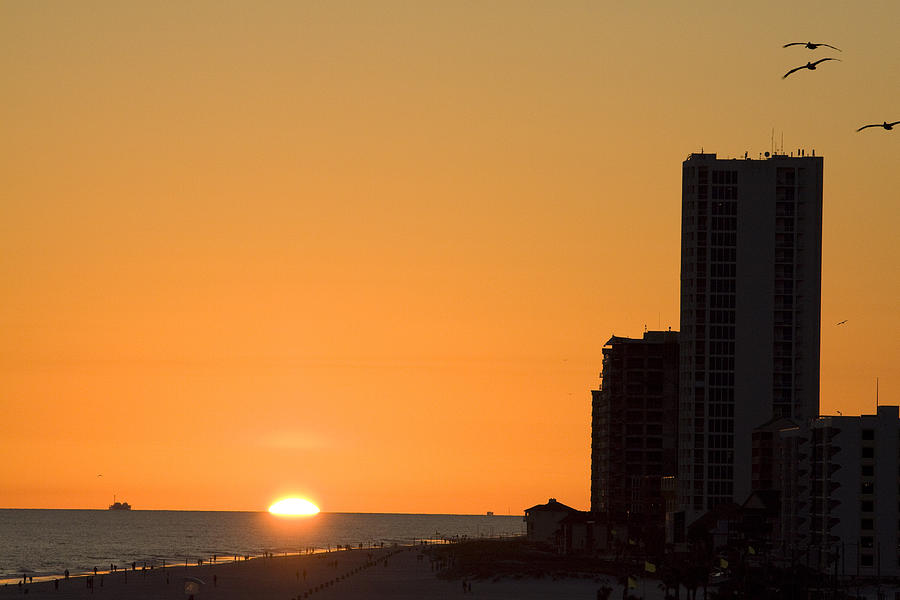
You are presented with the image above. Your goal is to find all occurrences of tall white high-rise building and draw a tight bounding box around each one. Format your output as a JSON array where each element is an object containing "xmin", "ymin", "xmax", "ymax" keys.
[{"xmin": 678, "ymin": 152, "xmax": 823, "ymax": 516}]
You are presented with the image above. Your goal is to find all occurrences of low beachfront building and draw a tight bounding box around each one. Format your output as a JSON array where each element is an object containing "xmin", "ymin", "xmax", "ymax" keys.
[
  {"xmin": 524, "ymin": 498, "xmax": 579, "ymax": 547},
  {"xmin": 740, "ymin": 405, "xmax": 900, "ymax": 579},
  {"xmin": 558, "ymin": 511, "xmax": 609, "ymax": 554},
  {"xmin": 750, "ymin": 416, "xmax": 808, "ymax": 555},
  {"xmin": 805, "ymin": 405, "xmax": 900, "ymax": 577}
]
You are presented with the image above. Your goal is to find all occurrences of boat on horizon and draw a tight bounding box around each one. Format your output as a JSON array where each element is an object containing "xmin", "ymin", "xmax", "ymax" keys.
[{"xmin": 108, "ymin": 495, "xmax": 131, "ymax": 511}]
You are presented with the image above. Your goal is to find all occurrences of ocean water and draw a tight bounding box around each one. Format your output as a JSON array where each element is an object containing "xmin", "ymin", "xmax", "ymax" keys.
[{"xmin": 0, "ymin": 510, "xmax": 523, "ymax": 583}]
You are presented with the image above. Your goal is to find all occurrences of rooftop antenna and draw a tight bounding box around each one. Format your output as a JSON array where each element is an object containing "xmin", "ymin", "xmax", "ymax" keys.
[
  {"xmin": 771, "ymin": 129, "xmax": 774, "ymax": 155},
  {"xmin": 780, "ymin": 131, "xmax": 784, "ymax": 154},
  {"xmin": 876, "ymin": 377, "xmax": 879, "ymax": 409}
]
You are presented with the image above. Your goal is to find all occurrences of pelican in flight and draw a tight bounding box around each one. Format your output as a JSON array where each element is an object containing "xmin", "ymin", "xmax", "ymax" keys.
[
  {"xmin": 782, "ymin": 57, "xmax": 840, "ymax": 79},
  {"xmin": 783, "ymin": 42, "xmax": 842, "ymax": 51},
  {"xmin": 856, "ymin": 120, "xmax": 900, "ymax": 132}
]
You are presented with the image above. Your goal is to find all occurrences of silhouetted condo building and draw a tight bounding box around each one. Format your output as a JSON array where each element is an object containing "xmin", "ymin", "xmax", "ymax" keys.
[
  {"xmin": 678, "ymin": 152, "xmax": 823, "ymax": 516},
  {"xmin": 591, "ymin": 331, "xmax": 679, "ymax": 529},
  {"xmin": 749, "ymin": 406, "xmax": 900, "ymax": 576},
  {"xmin": 805, "ymin": 405, "xmax": 900, "ymax": 577}
]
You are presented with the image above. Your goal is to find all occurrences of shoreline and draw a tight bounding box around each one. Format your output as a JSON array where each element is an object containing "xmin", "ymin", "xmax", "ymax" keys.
[
  {"xmin": 1, "ymin": 546, "xmax": 401, "ymax": 596},
  {"xmin": 0, "ymin": 541, "xmax": 423, "ymax": 586},
  {"xmin": 1, "ymin": 543, "xmax": 657, "ymax": 600},
  {"xmin": 0, "ymin": 510, "xmax": 524, "ymax": 584}
]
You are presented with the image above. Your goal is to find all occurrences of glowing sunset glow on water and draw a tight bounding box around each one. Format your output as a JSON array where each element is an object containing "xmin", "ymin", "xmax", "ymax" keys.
[{"xmin": 268, "ymin": 498, "xmax": 320, "ymax": 516}]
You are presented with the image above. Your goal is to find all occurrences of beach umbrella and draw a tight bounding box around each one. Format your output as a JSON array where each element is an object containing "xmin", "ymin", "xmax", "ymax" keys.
[{"xmin": 183, "ymin": 577, "xmax": 205, "ymax": 596}]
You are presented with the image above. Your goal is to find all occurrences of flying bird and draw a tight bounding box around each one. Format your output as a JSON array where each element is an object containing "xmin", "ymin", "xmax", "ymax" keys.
[
  {"xmin": 782, "ymin": 58, "xmax": 840, "ymax": 79},
  {"xmin": 783, "ymin": 41, "xmax": 842, "ymax": 51},
  {"xmin": 856, "ymin": 120, "xmax": 900, "ymax": 132},
  {"xmin": 836, "ymin": 320, "xmax": 848, "ymax": 326}
]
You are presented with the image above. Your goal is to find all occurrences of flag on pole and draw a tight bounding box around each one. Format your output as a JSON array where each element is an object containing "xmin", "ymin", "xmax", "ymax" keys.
[
  {"xmin": 719, "ymin": 558, "xmax": 729, "ymax": 569},
  {"xmin": 748, "ymin": 546, "xmax": 756, "ymax": 555},
  {"xmin": 628, "ymin": 539, "xmax": 636, "ymax": 546},
  {"xmin": 645, "ymin": 561, "xmax": 657, "ymax": 573},
  {"xmin": 627, "ymin": 576, "xmax": 637, "ymax": 589}
]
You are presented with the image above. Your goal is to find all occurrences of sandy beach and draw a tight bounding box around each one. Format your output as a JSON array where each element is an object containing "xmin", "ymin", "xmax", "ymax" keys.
[{"xmin": 2, "ymin": 545, "xmax": 663, "ymax": 600}]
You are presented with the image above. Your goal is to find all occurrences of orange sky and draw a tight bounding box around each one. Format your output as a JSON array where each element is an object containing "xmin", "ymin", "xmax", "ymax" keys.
[{"xmin": 1, "ymin": 1, "xmax": 898, "ymax": 513}]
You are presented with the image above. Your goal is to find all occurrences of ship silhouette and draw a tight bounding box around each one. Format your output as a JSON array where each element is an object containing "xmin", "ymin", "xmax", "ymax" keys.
[{"xmin": 108, "ymin": 495, "xmax": 131, "ymax": 510}]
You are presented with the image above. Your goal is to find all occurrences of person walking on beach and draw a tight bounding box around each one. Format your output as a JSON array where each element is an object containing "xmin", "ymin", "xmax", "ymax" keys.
[{"xmin": 64, "ymin": 569, "xmax": 69, "ymax": 580}]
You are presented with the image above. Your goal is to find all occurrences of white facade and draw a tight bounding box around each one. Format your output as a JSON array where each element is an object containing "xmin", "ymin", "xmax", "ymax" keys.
[
  {"xmin": 807, "ymin": 406, "xmax": 900, "ymax": 577},
  {"xmin": 678, "ymin": 153, "xmax": 823, "ymax": 517}
]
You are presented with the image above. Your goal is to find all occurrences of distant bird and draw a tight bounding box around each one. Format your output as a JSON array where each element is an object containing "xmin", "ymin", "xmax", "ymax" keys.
[
  {"xmin": 782, "ymin": 58, "xmax": 841, "ymax": 79},
  {"xmin": 783, "ymin": 41, "xmax": 842, "ymax": 52},
  {"xmin": 856, "ymin": 120, "xmax": 900, "ymax": 132},
  {"xmin": 836, "ymin": 320, "xmax": 848, "ymax": 326}
]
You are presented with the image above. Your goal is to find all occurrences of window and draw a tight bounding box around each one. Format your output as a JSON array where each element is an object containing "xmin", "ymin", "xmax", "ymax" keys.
[
  {"xmin": 861, "ymin": 500, "xmax": 874, "ymax": 512},
  {"xmin": 861, "ymin": 482, "xmax": 875, "ymax": 495},
  {"xmin": 862, "ymin": 429, "xmax": 875, "ymax": 440},
  {"xmin": 862, "ymin": 465, "xmax": 875, "ymax": 477},
  {"xmin": 863, "ymin": 447, "xmax": 875, "ymax": 459},
  {"xmin": 861, "ymin": 518, "xmax": 874, "ymax": 530},
  {"xmin": 861, "ymin": 536, "xmax": 874, "ymax": 549},
  {"xmin": 861, "ymin": 554, "xmax": 874, "ymax": 567}
]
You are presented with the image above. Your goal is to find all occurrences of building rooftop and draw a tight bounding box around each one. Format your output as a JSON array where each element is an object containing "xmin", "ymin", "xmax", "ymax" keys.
[
  {"xmin": 603, "ymin": 330, "xmax": 678, "ymax": 348},
  {"xmin": 524, "ymin": 498, "xmax": 579, "ymax": 513},
  {"xmin": 685, "ymin": 150, "xmax": 821, "ymax": 161}
]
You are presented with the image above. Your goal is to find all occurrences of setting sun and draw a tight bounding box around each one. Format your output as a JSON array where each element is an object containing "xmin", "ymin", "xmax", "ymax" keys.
[{"xmin": 268, "ymin": 498, "xmax": 320, "ymax": 516}]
